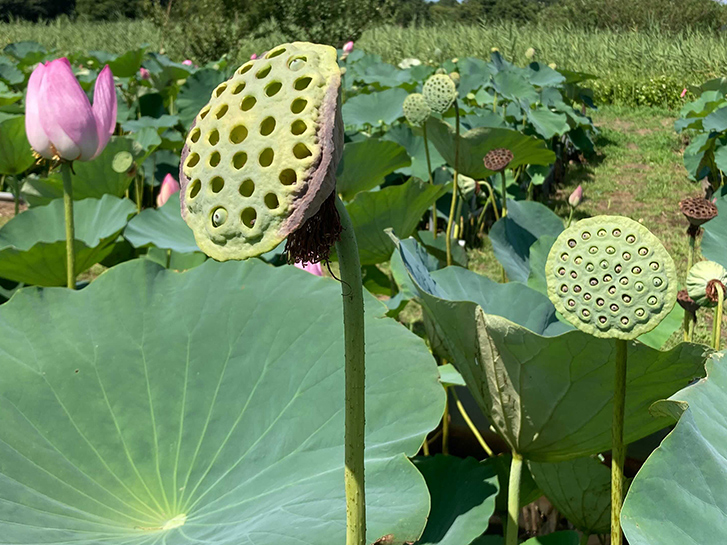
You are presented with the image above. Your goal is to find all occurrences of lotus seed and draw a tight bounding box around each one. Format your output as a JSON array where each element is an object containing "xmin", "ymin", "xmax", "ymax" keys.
[{"xmin": 212, "ymin": 207, "xmax": 227, "ymax": 227}]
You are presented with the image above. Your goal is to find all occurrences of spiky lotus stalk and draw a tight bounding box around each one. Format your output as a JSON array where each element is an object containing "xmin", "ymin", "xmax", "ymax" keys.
[
  {"xmin": 546, "ymin": 216, "xmax": 677, "ymax": 545},
  {"xmin": 403, "ymin": 93, "xmax": 437, "ymax": 236},
  {"xmin": 687, "ymin": 260, "xmax": 727, "ymax": 350},
  {"xmin": 179, "ymin": 43, "xmax": 366, "ymax": 545},
  {"xmin": 423, "ymin": 74, "xmax": 459, "ymax": 265}
]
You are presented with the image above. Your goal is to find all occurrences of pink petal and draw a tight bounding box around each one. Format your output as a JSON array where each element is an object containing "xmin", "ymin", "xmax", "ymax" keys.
[
  {"xmin": 37, "ymin": 58, "xmax": 98, "ymax": 161},
  {"xmin": 25, "ymin": 63, "xmax": 54, "ymax": 158},
  {"xmin": 182, "ymin": 59, "xmax": 193, "ymax": 66},
  {"xmin": 343, "ymin": 41, "xmax": 354, "ymax": 53},
  {"xmin": 250, "ymin": 53, "xmax": 257, "ymax": 60},
  {"xmin": 294, "ymin": 261, "xmax": 323, "ymax": 276},
  {"xmin": 139, "ymin": 67, "xmax": 150, "ymax": 80},
  {"xmin": 157, "ymin": 173, "xmax": 180, "ymax": 207},
  {"xmin": 91, "ymin": 65, "xmax": 117, "ymax": 160}
]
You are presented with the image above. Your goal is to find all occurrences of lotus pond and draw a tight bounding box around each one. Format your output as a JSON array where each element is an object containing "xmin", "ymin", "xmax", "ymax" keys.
[{"xmin": 0, "ymin": 38, "xmax": 724, "ymax": 545}]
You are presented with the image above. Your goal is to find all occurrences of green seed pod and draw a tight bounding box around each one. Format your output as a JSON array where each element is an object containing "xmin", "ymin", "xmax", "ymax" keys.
[
  {"xmin": 546, "ymin": 216, "xmax": 677, "ymax": 340},
  {"xmin": 687, "ymin": 260, "xmax": 727, "ymax": 308},
  {"xmin": 180, "ymin": 42, "xmax": 343, "ymax": 261},
  {"xmin": 422, "ymin": 74, "xmax": 457, "ymax": 114},
  {"xmin": 402, "ymin": 93, "xmax": 431, "ymax": 126}
]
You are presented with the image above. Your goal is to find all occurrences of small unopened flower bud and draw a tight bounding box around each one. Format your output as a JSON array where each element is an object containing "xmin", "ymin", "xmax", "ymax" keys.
[
  {"xmin": 568, "ymin": 185, "xmax": 583, "ymax": 208},
  {"xmin": 343, "ymin": 41, "xmax": 354, "ymax": 54}
]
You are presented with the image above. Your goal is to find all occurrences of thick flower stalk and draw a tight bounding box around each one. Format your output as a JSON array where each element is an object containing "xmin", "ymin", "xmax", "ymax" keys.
[
  {"xmin": 178, "ymin": 43, "xmax": 367, "ymax": 545},
  {"xmin": 25, "ymin": 58, "xmax": 117, "ymax": 289},
  {"xmin": 687, "ymin": 260, "xmax": 727, "ymax": 350}
]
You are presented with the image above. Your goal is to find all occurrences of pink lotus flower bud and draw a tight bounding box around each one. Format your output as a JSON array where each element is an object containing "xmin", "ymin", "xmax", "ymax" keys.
[
  {"xmin": 680, "ymin": 88, "xmax": 688, "ymax": 98},
  {"xmin": 139, "ymin": 67, "xmax": 150, "ymax": 80},
  {"xmin": 250, "ymin": 53, "xmax": 258, "ymax": 60},
  {"xmin": 343, "ymin": 41, "xmax": 354, "ymax": 54},
  {"xmin": 182, "ymin": 59, "xmax": 193, "ymax": 66},
  {"xmin": 568, "ymin": 185, "xmax": 583, "ymax": 208},
  {"xmin": 156, "ymin": 173, "xmax": 180, "ymax": 208},
  {"xmin": 25, "ymin": 58, "xmax": 117, "ymax": 162},
  {"xmin": 294, "ymin": 261, "xmax": 323, "ymax": 276}
]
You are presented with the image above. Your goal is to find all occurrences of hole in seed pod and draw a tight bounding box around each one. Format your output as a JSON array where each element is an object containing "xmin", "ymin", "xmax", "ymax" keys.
[
  {"xmin": 293, "ymin": 143, "xmax": 312, "ymax": 159},
  {"xmin": 635, "ymin": 282, "xmax": 644, "ymax": 291},
  {"xmin": 189, "ymin": 179, "xmax": 201, "ymax": 198},
  {"xmin": 574, "ymin": 285, "xmax": 582, "ymax": 293},
  {"xmin": 238, "ymin": 63, "xmax": 253, "ymax": 75},
  {"xmin": 568, "ymin": 299, "xmax": 576, "ymax": 307},
  {"xmin": 256, "ymin": 65, "xmax": 272, "ymax": 79},
  {"xmin": 209, "ymin": 151, "xmax": 221, "ymax": 167},
  {"xmin": 199, "ymin": 106, "xmax": 210, "ymax": 120},
  {"xmin": 598, "ymin": 229, "xmax": 607, "ymax": 237},
  {"xmin": 653, "ymin": 277, "xmax": 663, "ymax": 287},
  {"xmin": 613, "ymin": 228, "xmax": 621, "ymax": 237},
  {"xmin": 230, "ymin": 125, "xmax": 248, "ymax": 144},
  {"xmin": 589, "ymin": 246, "xmax": 598, "ymax": 254},
  {"xmin": 214, "ymin": 84, "xmax": 227, "ymax": 97},
  {"xmin": 266, "ymin": 81, "xmax": 282, "ymax": 97},
  {"xmin": 623, "ymin": 295, "xmax": 632, "ymax": 303},
  {"xmin": 232, "ymin": 82, "xmax": 246, "ymax": 95},
  {"xmin": 288, "ymin": 56, "xmax": 307, "ymax": 70},
  {"xmin": 260, "ymin": 117, "xmax": 276, "ymax": 136},
  {"xmin": 186, "ymin": 153, "xmax": 200, "ymax": 168},
  {"xmin": 233, "ymin": 152, "xmax": 247, "ymax": 169},
  {"xmin": 265, "ymin": 193, "xmax": 279, "ymax": 209},
  {"xmin": 568, "ymin": 239, "xmax": 577, "ymax": 248},
  {"xmin": 190, "ymin": 128, "xmax": 201, "ymax": 143},
  {"xmin": 600, "ymin": 260, "xmax": 609, "ymax": 269},
  {"xmin": 650, "ymin": 262, "xmax": 660, "ymax": 271},
  {"xmin": 267, "ymin": 47, "xmax": 286, "ymax": 58},
  {"xmin": 241, "ymin": 96, "xmax": 257, "ymax": 111},
  {"xmin": 584, "ymin": 293, "xmax": 592, "ymax": 300},
  {"xmin": 241, "ymin": 207, "xmax": 257, "ymax": 228},
  {"xmin": 599, "ymin": 316, "xmax": 607, "ymax": 324},
  {"xmin": 210, "ymin": 176, "xmax": 224, "ymax": 193},
  {"xmin": 626, "ymin": 235, "xmax": 636, "ymax": 243},
  {"xmin": 596, "ymin": 298, "xmax": 604, "ymax": 306},
  {"xmin": 558, "ymin": 267, "xmax": 566, "ymax": 275},
  {"xmin": 582, "ymin": 309, "xmax": 591, "ymax": 317},
  {"xmin": 211, "ymin": 207, "xmax": 227, "ymax": 227},
  {"xmin": 561, "ymin": 253, "xmax": 569, "ymax": 261},
  {"xmin": 279, "ymin": 168, "xmax": 297, "ymax": 185},
  {"xmin": 606, "ymin": 246, "xmax": 615, "ymax": 254},
  {"xmin": 291, "ymin": 98, "xmax": 307, "ymax": 114},
  {"xmin": 604, "ymin": 274, "xmax": 612, "ymax": 282},
  {"xmin": 590, "ymin": 278, "xmax": 598, "ymax": 286},
  {"xmin": 608, "ymin": 286, "xmax": 616, "ymax": 294},
  {"xmin": 638, "ymin": 247, "xmax": 648, "ymax": 256},
  {"xmin": 582, "ymin": 232, "xmax": 591, "ymax": 240},
  {"xmin": 571, "ymin": 271, "xmax": 578, "ymax": 279},
  {"xmin": 239, "ymin": 178, "xmax": 254, "ymax": 197},
  {"xmin": 623, "ymin": 252, "xmax": 631, "ymax": 260},
  {"xmin": 586, "ymin": 263, "xmax": 594, "ymax": 272},
  {"xmin": 620, "ymin": 277, "xmax": 629, "ymax": 285},
  {"xmin": 574, "ymin": 256, "xmax": 582, "ymax": 264},
  {"xmin": 648, "ymin": 296, "xmax": 658, "ymax": 305},
  {"xmin": 215, "ymin": 104, "xmax": 229, "ymax": 119},
  {"xmin": 561, "ymin": 285, "xmax": 568, "ymax": 293},
  {"xmin": 208, "ymin": 129, "xmax": 219, "ymax": 145},
  {"xmin": 610, "ymin": 304, "xmax": 619, "ymax": 312},
  {"xmin": 615, "ymin": 264, "xmax": 623, "ymax": 273},
  {"xmin": 636, "ymin": 308, "xmax": 645, "ymax": 317},
  {"xmin": 632, "ymin": 266, "xmax": 642, "ymax": 274},
  {"xmin": 259, "ymin": 148, "xmax": 274, "ymax": 167},
  {"xmin": 295, "ymin": 77, "xmax": 313, "ymax": 90},
  {"xmin": 621, "ymin": 317, "xmax": 629, "ymax": 325},
  {"xmin": 291, "ymin": 120, "xmax": 307, "ymax": 135}
]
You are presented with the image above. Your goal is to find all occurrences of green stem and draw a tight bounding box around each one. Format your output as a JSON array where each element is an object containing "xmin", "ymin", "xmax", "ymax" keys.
[
  {"xmin": 493, "ymin": 92, "xmax": 498, "ymax": 114},
  {"xmin": 135, "ymin": 175, "xmax": 143, "ymax": 214},
  {"xmin": 451, "ymin": 388, "xmax": 493, "ymax": 456},
  {"xmin": 682, "ymin": 310, "xmax": 690, "ymax": 343},
  {"xmin": 687, "ymin": 233, "xmax": 695, "ymax": 276},
  {"xmin": 505, "ymin": 452, "xmax": 523, "ymax": 545},
  {"xmin": 500, "ymin": 170, "xmax": 508, "ymax": 217},
  {"xmin": 334, "ymin": 196, "xmax": 367, "ymax": 545},
  {"xmin": 61, "ymin": 163, "xmax": 76, "ymax": 290},
  {"xmin": 611, "ymin": 339, "xmax": 628, "ymax": 545},
  {"xmin": 688, "ymin": 314, "xmax": 696, "ymax": 343},
  {"xmin": 13, "ymin": 178, "xmax": 19, "ymax": 216},
  {"xmin": 445, "ymin": 102, "xmax": 461, "ymax": 267},
  {"xmin": 567, "ymin": 207, "xmax": 575, "ymax": 228},
  {"xmin": 442, "ymin": 386, "xmax": 450, "ymax": 455},
  {"xmin": 712, "ymin": 283, "xmax": 724, "ymax": 351},
  {"xmin": 423, "ymin": 124, "xmax": 437, "ymax": 238}
]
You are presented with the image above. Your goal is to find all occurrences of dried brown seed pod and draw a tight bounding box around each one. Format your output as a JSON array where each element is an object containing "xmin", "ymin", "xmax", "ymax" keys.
[
  {"xmin": 677, "ymin": 288, "xmax": 700, "ymax": 315},
  {"xmin": 679, "ymin": 197, "xmax": 718, "ymax": 227},
  {"xmin": 483, "ymin": 148, "xmax": 514, "ymax": 172}
]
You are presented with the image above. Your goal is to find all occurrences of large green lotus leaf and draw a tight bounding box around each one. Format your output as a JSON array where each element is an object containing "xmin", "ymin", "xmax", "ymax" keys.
[
  {"xmin": 492, "ymin": 69, "xmax": 539, "ymax": 103},
  {"xmin": 702, "ymin": 190, "xmax": 727, "ymax": 268},
  {"xmin": 527, "ymin": 107, "xmax": 570, "ymax": 139},
  {"xmin": 529, "ymin": 456, "xmax": 611, "ymax": 535},
  {"xmin": 522, "ymin": 532, "xmax": 580, "ymax": 545},
  {"xmin": 346, "ymin": 179, "xmax": 447, "ymax": 265},
  {"xmin": 108, "ymin": 47, "xmax": 146, "ymax": 78},
  {"xmin": 413, "ymin": 455, "xmax": 498, "ymax": 545},
  {"xmin": 383, "ymin": 124, "xmax": 447, "ymax": 182},
  {"xmin": 527, "ymin": 234, "xmax": 558, "ymax": 295},
  {"xmin": 489, "ymin": 200, "xmax": 564, "ymax": 283},
  {"xmin": 425, "ymin": 117, "xmax": 555, "ymax": 180},
  {"xmin": 124, "ymin": 193, "xmax": 202, "ymax": 254},
  {"xmin": 337, "ymin": 138, "xmax": 411, "ymax": 200},
  {"xmin": 0, "ymin": 57, "xmax": 24, "ymax": 86},
  {"xmin": 0, "ymin": 195, "xmax": 135, "ymax": 286},
  {"xmin": 394, "ymin": 235, "xmax": 709, "ymax": 461},
  {"xmin": 21, "ymin": 137, "xmax": 136, "ymax": 206},
  {"xmin": 0, "ymin": 257, "xmax": 445, "ymax": 544},
  {"xmin": 621, "ymin": 351, "xmax": 727, "ymax": 545},
  {"xmin": 0, "ymin": 115, "xmax": 35, "ymax": 175},
  {"xmin": 3, "ymin": 41, "xmax": 46, "ymax": 67},
  {"xmin": 342, "ymin": 87, "xmax": 409, "ymax": 127},
  {"xmin": 0, "ymin": 81, "xmax": 22, "ymax": 106},
  {"xmin": 177, "ymin": 68, "xmax": 226, "ymax": 128}
]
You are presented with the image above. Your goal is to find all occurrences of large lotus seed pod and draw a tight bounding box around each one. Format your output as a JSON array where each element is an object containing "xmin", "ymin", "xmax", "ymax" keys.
[
  {"xmin": 179, "ymin": 42, "xmax": 343, "ymax": 261},
  {"xmin": 483, "ymin": 148, "xmax": 514, "ymax": 172},
  {"xmin": 687, "ymin": 260, "xmax": 727, "ymax": 308},
  {"xmin": 546, "ymin": 216, "xmax": 678, "ymax": 340},
  {"xmin": 422, "ymin": 74, "xmax": 457, "ymax": 114},
  {"xmin": 679, "ymin": 197, "xmax": 718, "ymax": 227},
  {"xmin": 677, "ymin": 288, "xmax": 700, "ymax": 315},
  {"xmin": 403, "ymin": 93, "xmax": 431, "ymax": 126}
]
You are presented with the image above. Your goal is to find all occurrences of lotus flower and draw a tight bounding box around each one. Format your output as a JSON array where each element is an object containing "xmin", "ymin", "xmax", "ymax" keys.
[
  {"xmin": 568, "ymin": 185, "xmax": 583, "ymax": 208},
  {"xmin": 182, "ymin": 59, "xmax": 193, "ymax": 66},
  {"xmin": 250, "ymin": 53, "xmax": 258, "ymax": 60},
  {"xmin": 681, "ymin": 88, "xmax": 688, "ymax": 98},
  {"xmin": 157, "ymin": 173, "xmax": 180, "ymax": 208},
  {"xmin": 139, "ymin": 67, "xmax": 150, "ymax": 80},
  {"xmin": 294, "ymin": 261, "xmax": 323, "ymax": 276},
  {"xmin": 25, "ymin": 58, "xmax": 117, "ymax": 162},
  {"xmin": 343, "ymin": 41, "xmax": 354, "ymax": 54}
]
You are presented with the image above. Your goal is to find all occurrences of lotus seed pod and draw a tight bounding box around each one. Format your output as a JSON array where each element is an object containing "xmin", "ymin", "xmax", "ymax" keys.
[
  {"xmin": 483, "ymin": 148, "xmax": 514, "ymax": 172},
  {"xmin": 403, "ymin": 93, "xmax": 431, "ymax": 126},
  {"xmin": 546, "ymin": 216, "xmax": 678, "ymax": 340},
  {"xmin": 448, "ymin": 72, "xmax": 460, "ymax": 88},
  {"xmin": 677, "ymin": 288, "xmax": 700, "ymax": 315},
  {"xmin": 679, "ymin": 197, "xmax": 718, "ymax": 227},
  {"xmin": 422, "ymin": 74, "xmax": 457, "ymax": 114},
  {"xmin": 179, "ymin": 42, "xmax": 343, "ymax": 262},
  {"xmin": 687, "ymin": 260, "xmax": 727, "ymax": 308}
]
